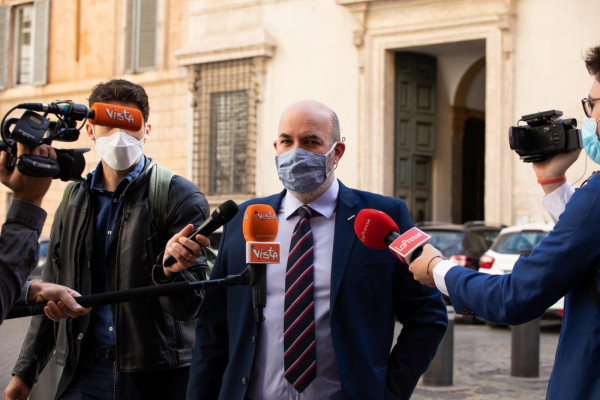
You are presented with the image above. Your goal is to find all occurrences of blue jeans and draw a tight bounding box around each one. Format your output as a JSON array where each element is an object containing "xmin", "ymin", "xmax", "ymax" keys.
[
  {"xmin": 59, "ymin": 358, "xmax": 189, "ymax": 400},
  {"xmin": 60, "ymin": 358, "xmax": 138, "ymax": 400}
]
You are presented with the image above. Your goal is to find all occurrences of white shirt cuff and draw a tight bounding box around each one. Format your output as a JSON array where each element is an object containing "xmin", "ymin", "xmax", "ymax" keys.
[
  {"xmin": 21, "ymin": 280, "xmax": 32, "ymax": 304},
  {"xmin": 541, "ymin": 181, "xmax": 573, "ymax": 223},
  {"xmin": 433, "ymin": 260, "xmax": 456, "ymax": 296}
]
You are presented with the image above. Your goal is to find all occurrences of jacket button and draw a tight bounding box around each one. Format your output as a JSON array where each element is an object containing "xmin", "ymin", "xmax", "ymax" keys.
[
  {"xmin": 241, "ymin": 377, "xmax": 248, "ymax": 385},
  {"xmin": 77, "ymin": 333, "xmax": 84, "ymax": 340},
  {"xmin": 251, "ymin": 336, "xmax": 256, "ymax": 343}
]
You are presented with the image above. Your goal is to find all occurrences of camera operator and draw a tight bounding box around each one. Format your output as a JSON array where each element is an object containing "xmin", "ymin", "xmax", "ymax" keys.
[
  {"xmin": 407, "ymin": 44, "xmax": 600, "ymax": 400},
  {"xmin": 0, "ymin": 142, "xmax": 89, "ymax": 324}
]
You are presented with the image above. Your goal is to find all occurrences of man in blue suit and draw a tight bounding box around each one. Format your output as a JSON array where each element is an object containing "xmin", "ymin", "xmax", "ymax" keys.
[
  {"xmin": 408, "ymin": 45, "xmax": 600, "ymax": 400},
  {"xmin": 187, "ymin": 100, "xmax": 448, "ymax": 400}
]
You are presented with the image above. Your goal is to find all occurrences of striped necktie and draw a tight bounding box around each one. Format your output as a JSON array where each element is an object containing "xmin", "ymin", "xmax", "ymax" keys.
[{"xmin": 284, "ymin": 205, "xmax": 317, "ymax": 392}]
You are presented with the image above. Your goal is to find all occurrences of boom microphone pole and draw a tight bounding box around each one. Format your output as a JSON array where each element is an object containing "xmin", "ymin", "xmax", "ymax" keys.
[{"xmin": 6, "ymin": 273, "xmax": 248, "ymax": 319}]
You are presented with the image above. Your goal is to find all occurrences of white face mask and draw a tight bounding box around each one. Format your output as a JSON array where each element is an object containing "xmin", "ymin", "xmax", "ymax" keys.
[{"xmin": 93, "ymin": 129, "xmax": 145, "ymax": 171}]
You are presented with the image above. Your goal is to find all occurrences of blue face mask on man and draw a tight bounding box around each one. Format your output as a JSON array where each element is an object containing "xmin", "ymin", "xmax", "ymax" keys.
[
  {"xmin": 275, "ymin": 143, "xmax": 337, "ymax": 192},
  {"xmin": 581, "ymin": 116, "xmax": 600, "ymax": 164}
]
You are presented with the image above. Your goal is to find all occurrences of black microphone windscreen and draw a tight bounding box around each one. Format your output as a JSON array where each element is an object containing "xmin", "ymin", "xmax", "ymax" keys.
[{"xmin": 213, "ymin": 199, "xmax": 239, "ymax": 224}]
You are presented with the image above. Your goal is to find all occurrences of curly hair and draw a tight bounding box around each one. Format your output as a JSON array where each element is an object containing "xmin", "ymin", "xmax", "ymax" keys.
[{"xmin": 88, "ymin": 79, "xmax": 150, "ymax": 122}]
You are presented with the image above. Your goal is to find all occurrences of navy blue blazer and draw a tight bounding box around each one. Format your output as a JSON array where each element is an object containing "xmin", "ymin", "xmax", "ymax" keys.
[
  {"xmin": 187, "ymin": 181, "xmax": 447, "ymax": 400},
  {"xmin": 445, "ymin": 174, "xmax": 600, "ymax": 400}
]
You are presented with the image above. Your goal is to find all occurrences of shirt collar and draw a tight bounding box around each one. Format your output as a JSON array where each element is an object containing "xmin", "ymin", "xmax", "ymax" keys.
[
  {"xmin": 90, "ymin": 155, "xmax": 146, "ymax": 191},
  {"xmin": 283, "ymin": 178, "xmax": 339, "ymax": 221}
]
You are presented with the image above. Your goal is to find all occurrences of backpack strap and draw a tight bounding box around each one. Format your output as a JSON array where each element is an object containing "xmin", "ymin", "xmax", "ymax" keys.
[
  {"xmin": 149, "ymin": 164, "xmax": 175, "ymax": 234},
  {"xmin": 60, "ymin": 181, "xmax": 78, "ymax": 225}
]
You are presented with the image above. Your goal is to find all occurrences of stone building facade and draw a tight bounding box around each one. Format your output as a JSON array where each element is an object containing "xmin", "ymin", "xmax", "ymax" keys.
[{"xmin": 0, "ymin": 0, "xmax": 598, "ymax": 236}]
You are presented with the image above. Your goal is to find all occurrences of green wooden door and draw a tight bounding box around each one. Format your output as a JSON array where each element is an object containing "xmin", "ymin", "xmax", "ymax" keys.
[{"xmin": 394, "ymin": 52, "xmax": 436, "ymax": 223}]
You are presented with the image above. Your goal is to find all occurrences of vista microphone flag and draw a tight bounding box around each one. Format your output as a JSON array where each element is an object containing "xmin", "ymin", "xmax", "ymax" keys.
[
  {"xmin": 17, "ymin": 102, "xmax": 144, "ymax": 131},
  {"xmin": 243, "ymin": 204, "xmax": 279, "ymax": 322},
  {"xmin": 88, "ymin": 103, "xmax": 143, "ymax": 131},
  {"xmin": 243, "ymin": 204, "xmax": 280, "ymax": 264},
  {"xmin": 354, "ymin": 209, "xmax": 431, "ymax": 264}
]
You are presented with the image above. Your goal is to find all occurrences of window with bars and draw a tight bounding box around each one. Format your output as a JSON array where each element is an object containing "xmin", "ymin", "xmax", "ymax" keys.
[
  {"xmin": 192, "ymin": 58, "xmax": 258, "ymax": 196},
  {"xmin": 125, "ymin": 0, "xmax": 157, "ymax": 73},
  {"xmin": 0, "ymin": 0, "xmax": 50, "ymax": 89}
]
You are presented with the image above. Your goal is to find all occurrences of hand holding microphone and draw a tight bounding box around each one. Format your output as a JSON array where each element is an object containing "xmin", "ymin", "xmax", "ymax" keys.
[
  {"xmin": 354, "ymin": 209, "xmax": 431, "ymax": 263},
  {"xmin": 163, "ymin": 200, "xmax": 239, "ymax": 273},
  {"xmin": 406, "ymin": 244, "xmax": 445, "ymax": 287},
  {"xmin": 163, "ymin": 224, "xmax": 211, "ymax": 278}
]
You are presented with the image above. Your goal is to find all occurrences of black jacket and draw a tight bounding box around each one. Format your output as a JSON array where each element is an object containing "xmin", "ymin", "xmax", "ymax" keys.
[
  {"xmin": 0, "ymin": 199, "xmax": 46, "ymax": 323},
  {"xmin": 12, "ymin": 158, "xmax": 209, "ymax": 398}
]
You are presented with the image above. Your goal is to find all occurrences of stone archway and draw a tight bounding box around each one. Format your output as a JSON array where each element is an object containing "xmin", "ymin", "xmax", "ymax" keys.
[{"xmin": 450, "ymin": 57, "xmax": 486, "ymax": 222}]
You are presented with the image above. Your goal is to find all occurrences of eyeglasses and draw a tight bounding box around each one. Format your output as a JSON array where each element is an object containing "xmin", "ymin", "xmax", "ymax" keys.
[{"xmin": 582, "ymin": 97, "xmax": 600, "ymax": 118}]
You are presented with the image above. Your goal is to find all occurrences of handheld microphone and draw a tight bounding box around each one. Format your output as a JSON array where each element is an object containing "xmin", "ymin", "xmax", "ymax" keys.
[
  {"xmin": 354, "ymin": 209, "xmax": 431, "ymax": 264},
  {"xmin": 163, "ymin": 199, "xmax": 239, "ymax": 267},
  {"xmin": 242, "ymin": 204, "xmax": 280, "ymax": 322},
  {"xmin": 17, "ymin": 102, "xmax": 144, "ymax": 131}
]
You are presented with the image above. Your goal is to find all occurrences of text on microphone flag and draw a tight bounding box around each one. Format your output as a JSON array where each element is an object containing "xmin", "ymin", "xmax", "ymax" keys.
[
  {"xmin": 246, "ymin": 242, "xmax": 281, "ymax": 263},
  {"xmin": 388, "ymin": 227, "xmax": 431, "ymax": 264}
]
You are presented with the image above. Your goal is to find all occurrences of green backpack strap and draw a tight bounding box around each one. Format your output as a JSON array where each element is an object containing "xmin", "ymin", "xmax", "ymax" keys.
[
  {"xmin": 149, "ymin": 164, "xmax": 175, "ymax": 233},
  {"xmin": 60, "ymin": 181, "xmax": 79, "ymax": 224}
]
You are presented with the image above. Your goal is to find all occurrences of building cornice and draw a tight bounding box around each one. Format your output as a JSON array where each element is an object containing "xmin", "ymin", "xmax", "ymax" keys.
[{"xmin": 173, "ymin": 28, "xmax": 276, "ymax": 66}]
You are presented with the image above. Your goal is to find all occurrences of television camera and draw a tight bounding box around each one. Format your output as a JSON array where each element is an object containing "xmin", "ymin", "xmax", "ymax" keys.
[{"xmin": 509, "ymin": 110, "xmax": 582, "ymax": 163}]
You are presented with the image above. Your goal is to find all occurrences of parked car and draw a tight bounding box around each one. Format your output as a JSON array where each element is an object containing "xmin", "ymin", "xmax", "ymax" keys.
[
  {"xmin": 28, "ymin": 237, "xmax": 49, "ymax": 281},
  {"xmin": 479, "ymin": 223, "xmax": 563, "ymax": 322},
  {"xmin": 418, "ymin": 221, "xmax": 505, "ymax": 271}
]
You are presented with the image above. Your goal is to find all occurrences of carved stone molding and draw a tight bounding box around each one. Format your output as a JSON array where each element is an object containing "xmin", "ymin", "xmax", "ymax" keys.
[{"xmin": 173, "ymin": 27, "xmax": 276, "ymax": 66}]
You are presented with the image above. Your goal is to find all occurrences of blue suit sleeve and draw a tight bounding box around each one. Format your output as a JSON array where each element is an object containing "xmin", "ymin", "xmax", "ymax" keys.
[{"xmin": 446, "ymin": 179, "xmax": 600, "ymax": 325}]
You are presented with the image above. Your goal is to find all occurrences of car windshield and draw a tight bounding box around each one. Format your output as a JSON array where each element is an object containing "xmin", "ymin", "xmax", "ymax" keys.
[
  {"xmin": 492, "ymin": 231, "xmax": 548, "ymax": 254},
  {"xmin": 428, "ymin": 231, "xmax": 466, "ymax": 256},
  {"xmin": 478, "ymin": 229, "xmax": 502, "ymax": 248}
]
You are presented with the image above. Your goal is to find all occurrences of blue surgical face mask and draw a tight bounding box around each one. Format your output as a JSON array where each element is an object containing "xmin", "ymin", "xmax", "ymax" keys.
[
  {"xmin": 581, "ymin": 117, "xmax": 600, "ymax": 164},
  {"xmin": 275, "ymin": 143, "xmax": 337, "ymax": 192}
]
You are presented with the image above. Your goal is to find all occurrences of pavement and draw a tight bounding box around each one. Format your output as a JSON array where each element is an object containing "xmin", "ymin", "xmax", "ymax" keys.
[
  {"xmin": 0, "ymin": 315, "xmax": 559, "ymax": 399},
  {"xmin": 0, "ymin": 316, "xmax": 31, "ymax": 390},
  {"xmin": 411, "ymin": 316, "xmax": 560, "ymax": 400}
]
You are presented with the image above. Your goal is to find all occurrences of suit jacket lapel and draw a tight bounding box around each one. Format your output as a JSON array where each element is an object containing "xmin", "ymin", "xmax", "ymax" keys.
[
  {"xmin": 330, "ymin": 181, "xmax": 360, "ymax": 308},
  {"xmin": 265, "ymin": 191, "xmax": 285, "ymax": 212}
]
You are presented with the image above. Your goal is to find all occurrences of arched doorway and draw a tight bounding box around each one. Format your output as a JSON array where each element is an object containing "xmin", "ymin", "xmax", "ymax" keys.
[{"xmin": 451, "ymin": 57, "xmax": 486, "ymax": 222}]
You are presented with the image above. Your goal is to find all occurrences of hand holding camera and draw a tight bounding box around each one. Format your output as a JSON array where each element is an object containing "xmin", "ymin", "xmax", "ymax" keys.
[
  {"xmin": 509, "ymin": 110, "xmax": 582, "ymax": 163},
  {"xmin": 0, "ymin": 142, "xmax": 56, "ymax": 206},
  {"xmin": 509, "ymin": 109, "xmax": 583, "ymax": 192}
]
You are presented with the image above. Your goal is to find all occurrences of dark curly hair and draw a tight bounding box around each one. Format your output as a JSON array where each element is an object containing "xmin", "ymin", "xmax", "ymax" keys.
[
  {"xmin": 88, "ymin": 79, "xmax": 150, "ymax": 122},
  {"xmin": 585, "ymin": 45, "xmax": 600, "ymax": 80}
]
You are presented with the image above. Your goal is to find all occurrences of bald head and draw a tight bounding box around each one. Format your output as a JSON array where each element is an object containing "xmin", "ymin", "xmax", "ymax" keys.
[{"xmin": 278, "ymin": 100, "xmax": 340, "ymax": 145}]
